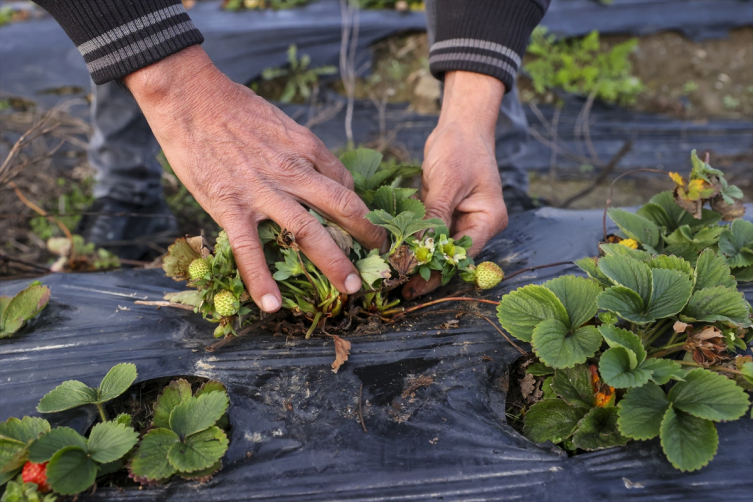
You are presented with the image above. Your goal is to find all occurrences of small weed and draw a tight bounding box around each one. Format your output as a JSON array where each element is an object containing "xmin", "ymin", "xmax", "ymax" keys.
[{"xmin": 255, "ymin": 44, "xmax": 336, "ymax": 103}]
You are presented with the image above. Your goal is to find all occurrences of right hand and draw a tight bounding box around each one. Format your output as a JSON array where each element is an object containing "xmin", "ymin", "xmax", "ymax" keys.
[{"xmin": 124, "ymin": 46, "xmax": 386, "ymax": 313}]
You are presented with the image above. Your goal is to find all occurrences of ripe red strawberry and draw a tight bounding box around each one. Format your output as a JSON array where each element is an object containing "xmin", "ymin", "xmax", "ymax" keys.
[{"xmin": 22, "ymin": 461, "xmax": 50, "ymax": 493}]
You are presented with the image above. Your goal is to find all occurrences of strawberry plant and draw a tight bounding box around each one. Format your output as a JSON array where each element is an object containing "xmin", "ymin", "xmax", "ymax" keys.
[
  {"xmin": 498, "ymin": 150, "xmax": 752, "ymax": 471},
  {"xmin": 1, "ymin": 365, "xmax": 232, "ymax": 496},
  {"xmin": 1, "ymin": 282, "xmax": 50, "ymax": 338},
  {"xmin": 159, "ymin": 148, "xmax": 490, "ymax": 344}
]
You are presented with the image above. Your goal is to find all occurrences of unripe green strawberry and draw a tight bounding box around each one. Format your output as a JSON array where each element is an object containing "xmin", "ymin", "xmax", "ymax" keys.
[
  {"xmin": 188, "ymin": 258, "xmax": 210, "ymax": 280},
  {"xmin": 475, "ymin": 262, "xmax": 504, "ymax": 290},
  {"xmin": 213, "ymin": 290, "xmax": 237, "ymax": 317}
]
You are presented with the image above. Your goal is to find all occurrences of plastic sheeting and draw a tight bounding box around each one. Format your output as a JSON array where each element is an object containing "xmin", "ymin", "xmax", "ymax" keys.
[{"xmin": 2, "ymin": 205, "xmax": 752, "ymax": 500}]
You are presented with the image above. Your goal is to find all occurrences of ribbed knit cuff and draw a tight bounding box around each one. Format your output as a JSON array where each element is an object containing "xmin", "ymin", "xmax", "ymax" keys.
[
  {"xmin": 35, "ymin": 0, "xmax": 204, "ymax": 84},
  {"xmin": 430, "ymin": 0, "xmax": 549, "ymax": 93}
]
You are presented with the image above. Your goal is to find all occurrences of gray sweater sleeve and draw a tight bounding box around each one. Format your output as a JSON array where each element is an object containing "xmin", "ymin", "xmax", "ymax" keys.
[
  {"xmin": 33, "ymin": 0, "xmax": 204, "ymax": 84},
  {"xmin": 431, "ymin": 0, "xmax": 551, "ymax": 93}
]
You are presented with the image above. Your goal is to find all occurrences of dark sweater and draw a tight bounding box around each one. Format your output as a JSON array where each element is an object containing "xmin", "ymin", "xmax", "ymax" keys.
[{"xmin": 34, "ymin": 0, "xmax": 549, "ymax": 92}]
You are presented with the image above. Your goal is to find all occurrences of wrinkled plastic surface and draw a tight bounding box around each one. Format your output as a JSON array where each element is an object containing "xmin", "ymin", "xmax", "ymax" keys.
[{"xmin": 2, "ymin": 206, "xmax": 752, "ymax": 500}]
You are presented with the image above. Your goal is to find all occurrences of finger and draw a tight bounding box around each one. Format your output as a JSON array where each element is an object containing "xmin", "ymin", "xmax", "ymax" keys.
[
  {"xmin": 275, "ymin": 199, "xmax": 363, "ymax": 295},
  {"xmin": 422, "ymin": 181, "xmax": 462, "ymax": 228},
  {"xmin": 453, "ymin": 198, "xmax": 509, "ymax": 257},
  {"xmin": 222, "ymin": 218, "xmax": 282, "ymax": 313},
  {"xmin": 311, "ymin": 140, "xmax": 355, "ymax": 190},
  {"xmin": 402, "ymin": 271, "xmax": 443, "ymax": 300},
  {"xmin": 299, "ymin": 174, "xmax": 387, "ymax": 252}
]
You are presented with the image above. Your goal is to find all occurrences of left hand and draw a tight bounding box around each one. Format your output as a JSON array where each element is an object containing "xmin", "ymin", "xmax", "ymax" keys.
[{"xmin": 403, "ymin": 72, "xmax": 509, "ymax": 300}]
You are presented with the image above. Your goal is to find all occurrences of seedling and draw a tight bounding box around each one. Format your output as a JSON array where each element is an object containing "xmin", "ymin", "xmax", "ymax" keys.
[{"xmin": 260, "ymin": 44, "xmax": 337, "ymax": 103}]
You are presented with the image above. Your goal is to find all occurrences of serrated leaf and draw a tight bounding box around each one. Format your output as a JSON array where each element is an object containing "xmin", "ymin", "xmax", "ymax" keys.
[
  {"xmin": 165, "ymin": 290, "xmax": 204, "ymax": 308},
  {"xmin": 599, "ymin": 325, "xmax": 645, "ymax": 366},
  {"xmin": 640, "ymin": 358, "xmax": 685, "ymax": 385},
  {"xmin": 617, "ymin": 382, "xmax": 669, "ymax": 440},
  {"xmin": 574, "ymin": 257, "xmax": 612, "ymax": 287},
  {"xmin": 86, "ymin": 421, "xmax": 138, "ymax": 463},
  {"xmin": 496, "ymin": 285, "xmax": 569, "ymax": 342},
  {"xmin": 403, "ymin": 217, "xmax": 444, "ymax": 238},
  {"xmin": 526, "ymin": 362, "xmax": 555, "ymax": 377},
  {"xmin": 128, "ymin": 428, "xmax": 179, "ymax": 482},
  {"xmin": 523, "ymin": 399, "xmax": 588, "ymax": 444},
  {"xmin": 694, "ymin": 248, "xmax": 737, "ymax": 291},
  {"xmin": 532, "ymin": 320, "xmax": 601, "ymax": 368},
  {"xmin": 668, "ymin": 368, "xmax": 750, "ymax": 421},
  {"xmin": 599, "ymin": 243, "xmax": 651, "ymax": 260},
  {"xmin": 169, "ymin": 391, "xmax": 229, "ymax": 439},
  {"xmin": 0, "ymin": 417, "xmax": 50, "ymax": 473},
  {"xmin": 27, "ymin": 427, "xmax": 86, "ymax": 463},
  {"xmin": 0, "ymin": 284, "xmax": 50, "ymax": 337},
  {"xmin": 46, "ymin": 446, "xmax": 97, "ymax": 495},
  {"xmin": 195, "ymin": 381, "xmax": 227, "ymax": 397},
  {"xmin": 543, "ymin": 275, "xmax": 602, "ymax": 329},
  {"xmin": 608, "ymin": 208, "xmax": 661, "ymax": 248},
  {"xmin": 153, "ymin": 379, "xmax": 192, "ymax": 429},
  {"xmin": 597, "ymin": 286, "xmax": 650, "ymax": 323},
  {"xmin": 355, "ymin": 249, "xmax": 391, "ymax": 289},
  {"xmin": 683, "ymin": 286, "xmax": 751, "ymax": 326},
  {"xmin": 599, "ymin": 347, "xmax": 652, "ymax": 388},
  {"xmin": 636, "ymin": 202, "xmax": 674, "ymax": 230},
  {"xmin": 551, "ymin": 364, "xmax": 593, "ymax": 408},
  {"xmin": 645, "ymin": 255, "xmax": 693, "ymax": 278},
  {"xmin": 167, "ymin": 426, "xmax": 228, "ymax": 474},
  {"xmin": 732, "ymin": 265, "xmax": 753, "ymax": 282},
  {"xmin": 645, "ymin": 268, "xmax": 693, "ymax": 319},
  {"xmin": 660, "ymin": 407, "xmax": 717, "ymax": 472},
  {"xmin": 719, "ymin": 219, "xmax": 753, "ymax": 268},
  {"xmin": 179, "ymin": 459, "xmax": 222, "ymax": 481},
  {"xmin": 572, "ymin": 407, "xmax": 628, "ymax": 451},
  {"xmin": 598, "ymin": 254, "xmax": 652, "ymax": 300},
  {"xmin": 339, "ymin": 148, "xmax": 383, "ymax": 189},
  {"xmin": 97, "ymin": 363, "xmax": 137, "ymax": 403},
  {"xmin": 37, "ymin": 380, "xmax": 98, "ymax": 413}
]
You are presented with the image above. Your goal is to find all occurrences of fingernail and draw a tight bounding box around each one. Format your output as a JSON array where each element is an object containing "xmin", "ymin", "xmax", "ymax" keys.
[
  {"xmin": 344, "ymin": 273, "xmax": 362, "ymax": 294},
  {"xmin": 261, "ymin": 294, "xmax": 280, "ymax": 312}
]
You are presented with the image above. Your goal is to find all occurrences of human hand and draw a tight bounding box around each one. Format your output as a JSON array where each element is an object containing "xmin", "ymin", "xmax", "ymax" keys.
[
  {"xmin": 125, "ymin": 46, "xmax": 385, "ymax": 312},
  {"xmin": 403, "ymin": 72, "xmax": 509, "ymax": 300}
]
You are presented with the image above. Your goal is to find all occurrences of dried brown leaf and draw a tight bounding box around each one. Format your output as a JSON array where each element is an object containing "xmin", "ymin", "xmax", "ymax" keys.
[
  {"xmin": 710, "ymin": 194, "xmax": 745, "ymax": 221},
  {"xmin": 330, "ymin": 335, "xmax": 351, "ymax": 373},
  {"xmin": 325, "ymin": 223, "xmax": 353, "ymax": 255},
  {"xmin": 673, "ymin": 321, "xmax": 691, "ymax": 333},
  {"xmin": 520, "ymin": 373, "xmax": 536, "ymax": 399},
  {"xmin": 389, "ymin": 245, "xmax": 418, "ymax": 277}
]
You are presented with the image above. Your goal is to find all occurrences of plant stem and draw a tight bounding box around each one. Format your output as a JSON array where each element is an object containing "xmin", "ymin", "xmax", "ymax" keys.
[
  {"xmin": 644, "ymin": 318, "xmax": 673, "ymax": 347},
  {"xmin": 96, "ymin": 403, "xmax": 108, "ymax": 422},
  {"xmin": 676, "ymin": 360, "xmax": 745, "ymax": 376},
  {"xmin": 306, "ymin": 311, "xmax": 323, "ymax": 339},
  {"xmin": 649, "ymin": 345, "xmax": 686, "ymax": 358},
  {"xmin": 389, "ymin": 297, "xmax": 500, "ymax": 320},
  {"xmin": 648, "ymin": 341, "xmax": 686, "ymax": 356}
]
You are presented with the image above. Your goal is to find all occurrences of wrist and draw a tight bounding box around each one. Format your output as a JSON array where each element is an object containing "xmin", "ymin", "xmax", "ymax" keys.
[{"xmin": 438, "ymin": 71, "xmax": 505, "ymax": 139}]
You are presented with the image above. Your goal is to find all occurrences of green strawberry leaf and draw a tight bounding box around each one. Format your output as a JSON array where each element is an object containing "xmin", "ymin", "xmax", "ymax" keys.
[
  {"xmin": 599, "ymin": 243, "xmax": 651, "ymax": 260},
  {"xmin": 97, "ymin": 363, "xmax": 137, "ymax": 403},
  {"xmin": 27, "ymin": 427, "xmax": 86, "ymax": 463},
  {"xmin": 85, "ymin": 421, "xmax": 138, "ymax": 464},
  {"xmin": 636, "ymin": 202, "xmax": 674, "ymax": 231},
  {"xmin": 195, "ymin": 380, "xmax": 227, "ymax": 397},
  {"xmin": 169, "ymin": 391, "xmax": 229, "ymax": 439},
  {"xmin": 46, "ymin": 446, "xmax": 97, "ymax": 495},
  {"xmin": 644, "ymin": 268, "xmax": 694, "ymax": 320},
  {"xmin": 574, "ymin": 257, "xmax": 612, "ymax": 288},
  {"xmin": 0, "ymin": 417, "xmax": 50, "ymax": 474},
  {"xmin": 617, "ymin": 382, "xmax": 669, "ymax": 440},
  {"xmin": 496, "ymin": 285, "xmax": 569, "ymax": 342},
  {"xmin": 598, "ymin": 254, "xmax": 652, "ymax": 300},
  {"xmin": 639, "ymin": 358, "xmax": 685, "ymax": 385},
  {"xmin": 532, "ymin": 320, "xmax": 601, "ymax": 368},
  {"xmin": 167, "ymin": 426, "xmax": 228, "ymax": 474},
  {"xmin": 597, "ymin": 286, "xmax": 649, "ymax": 323},
  {"xmin": 541, "ymin": 376, "xmax": 557, "ymax": 400},
  {"xmin": 551, "ymin": 364, "xmax": 594, "ymax": 408},
  {"xmin": 683, "ymin": 286, "xmax": 752, "ymax": 326},
  {"xmin": 37, "ymin": 380, "xmax": 98, "ymax": 413},
  {"xmin": 732, "ymin": 265, "xmax": 753, "ymax": 282},
  {"xmin": 608, "ymin": 208, "xmax": 661, "ymax": 248},
  {"xmin": 543, "ymin": 275, "xmax": 602, "ymax": 329},
  {"xmin": 128, "ymin": 428, "xmax": 179, "ymax": 482},
  {"xmin": 572, "ymin": 407, "xmax": 628, "ymax": 451},
  {"xmin": 523, "ymin": 399, "xmax": 588, "ymax": 444},
  {"xmin": 339, "ymin": 148, "xmax": 383, "ymax": 191},
  {"xmin": 153, "ymin": 379, "xmax": 193, "ymax": 429},
  {"xmin": 693, "ymin": 248, "xmax": 737, "ymax": 291},
  {"xmin": 659, "ymin": 406, "xmax": 718, "ymax": 472},
  {"xmin": 667, "ymin": 368, "xmax": 750, "ymax": 421},
  {"xmin": 526, "ymin": 362, "xmax": 555, "ymax": 377},
  {"xmin": 599, "ymin": 347, "xmax": 652, "ymax": 388},
  {"xmin": 0, "ymin": 284, "xmax": 50, "ymax": 337},
  {"xmin": 355, "ymin": 249, "xmax": 392, "ymax": 289},
  {"xmin": 718, "ymin": 219, "xmax": 753, "ymax": 268},
  {"xmin": 647, "ymin": 191, "xmax": 720, "ymax": 232},
  {"xmin": 179, "ymin": 459, "xmax": 223, "ymax": 481},
  {"xmin": 645, "ymin": 255, "xmax": 693, "ymax": 278},
  {"xmin": 598, "ymin": 325, "xmax": 646, "ymax": 367}
]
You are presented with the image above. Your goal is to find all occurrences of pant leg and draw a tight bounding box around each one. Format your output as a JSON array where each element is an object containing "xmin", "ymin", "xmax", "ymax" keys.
[
  {"xmin": 425, "ymin": 0, "xmax": 531, "ymax": 207},
  {"xmin": 88, "ymin": 79, "xmax": 164, "ymax": 206}
]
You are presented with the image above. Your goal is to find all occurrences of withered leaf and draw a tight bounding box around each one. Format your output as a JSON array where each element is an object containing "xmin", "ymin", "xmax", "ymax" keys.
[
  {"xmin": 520, "ymin": 373, "xmax": 536, "ymax": 399},
  {"xmin": 673, "ymin": 186, "xmax": 704, "ymax": 219},
  {"xmin": 325, "ymin": 223, "xmax": 353, "ymax": 255},
  {"xmin": 276, "ymin": 229, "xmax": 296, "ymax": 248},
  {"xmin": 673, "ymin": 321, "xmax": 691, "ymax": 333},
  {"xmin": 710, "ymin": 194, "xmax": 745, "ymax": 221},
  {"xmin": 389, "ymin": 245, "xmax": 418, "ymax": 277},
  {"xmin": 330, "ymin": 335, "xmax": 351, "ymax": 373},
  {"xmin": 163, "ymin": 237, "xmax": 202, "ymax": 281},
  {"xmin": 683, "ymin": 325, "xmax": 727, "ymax": 366}
]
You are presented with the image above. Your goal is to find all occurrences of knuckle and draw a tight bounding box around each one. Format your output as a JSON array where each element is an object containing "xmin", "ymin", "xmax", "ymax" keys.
[
  {"xmin": 332, "ymin": 188, "xmax": 365, "ymax": 221},
  {"xmin": 288, "ymin": 212, "xmax": 322, "ymax": 242}
]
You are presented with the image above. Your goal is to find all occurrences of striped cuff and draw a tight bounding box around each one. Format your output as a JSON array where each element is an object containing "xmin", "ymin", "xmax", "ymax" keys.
[
  {"xmin": 36, "ymin": 1, "xmax": 204, "ymax": 84},
  {"xmin": 430, "ymin": 0, "xmax": 549, "ymax": 93}
]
